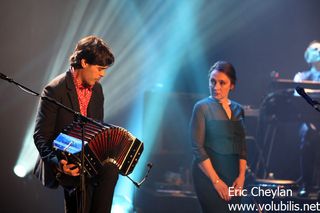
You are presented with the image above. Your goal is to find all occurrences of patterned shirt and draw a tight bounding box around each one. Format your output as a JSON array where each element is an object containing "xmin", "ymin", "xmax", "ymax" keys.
[{"xmin": 71, "ymin": 68, "xmax": 93, "ymax": 116}]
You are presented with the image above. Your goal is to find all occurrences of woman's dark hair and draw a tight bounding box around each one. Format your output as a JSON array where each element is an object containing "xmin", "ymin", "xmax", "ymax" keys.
[
  {"xmin": 208, "ymin": 61, "xmax": 237, "ymax": 85},
  {"xmin": 69, "ymin": 35, "xmax": 115, "ymax": 69}
]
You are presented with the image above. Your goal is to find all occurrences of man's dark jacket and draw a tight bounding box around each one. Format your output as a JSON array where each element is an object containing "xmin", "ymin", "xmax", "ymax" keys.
[{"xmin": 33, "ymin": 70, "xmax": 104, "ymax": 188}]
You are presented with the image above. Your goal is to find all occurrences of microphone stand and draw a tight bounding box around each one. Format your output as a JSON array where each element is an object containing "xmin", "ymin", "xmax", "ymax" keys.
[
  {"xmin": 295, "ymin": 86, "xmax": 320, "ymax": 112},
  {"xmin": 0, "ymin": 72, "xmax": 105, "ymax": 213}
]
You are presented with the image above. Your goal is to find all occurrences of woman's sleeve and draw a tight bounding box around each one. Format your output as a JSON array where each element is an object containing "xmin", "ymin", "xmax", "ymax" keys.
[
  {"xmin": 239, "ymin": 107, "xmax": 247, "ymax": 160},
  {"xmin": 190, "ymin": 103, "xmax": 209, "ymax": 163}
]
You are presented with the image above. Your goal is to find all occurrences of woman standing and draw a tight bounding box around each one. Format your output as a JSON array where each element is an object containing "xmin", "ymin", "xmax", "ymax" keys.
[{"xmin": 190, "ymin": 61, "xmax": 247, "ymax": 212}]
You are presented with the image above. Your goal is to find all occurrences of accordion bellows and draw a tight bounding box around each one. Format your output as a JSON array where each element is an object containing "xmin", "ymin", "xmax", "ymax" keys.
[{"xmin": 53, "ymin": 120, "xmax": 144, "ymax": 176}]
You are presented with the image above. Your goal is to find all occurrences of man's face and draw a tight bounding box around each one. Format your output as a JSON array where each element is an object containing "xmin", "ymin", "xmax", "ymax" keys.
[
  {"xmin": 209, "ymin": 70, "xmax": 234, "ymax": 101},
  {"xmin": 80, "ymin": 60, "xmax": 108, "ymax": 86},
  {"xmin": 306, "ymin": 42, "xmax": 320, "ymax": 64}
]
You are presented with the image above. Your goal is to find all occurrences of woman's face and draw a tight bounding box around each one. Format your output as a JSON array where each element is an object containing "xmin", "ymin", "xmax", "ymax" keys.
[{"xmin": 209, "ymin": 70, "xmax": 234, "ymax": 101}]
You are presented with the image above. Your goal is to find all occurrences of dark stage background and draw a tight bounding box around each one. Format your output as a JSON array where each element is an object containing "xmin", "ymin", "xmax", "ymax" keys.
[{"xmin": 1, "ymin": 0, "xmax": 320, "ymax": 212}]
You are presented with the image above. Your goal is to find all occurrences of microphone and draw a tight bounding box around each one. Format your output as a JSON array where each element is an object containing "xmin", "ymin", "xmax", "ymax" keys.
[
  {"xmin": 0, "ymin": 72, "xmax": 10, "ymax": 81},
  {"xmin": 295, "ymin": 86, "xmax": 320, "ymax": 111},
  {"xmin": 0, "ymin": 72, "xmax": 16, "ymax": 84}
]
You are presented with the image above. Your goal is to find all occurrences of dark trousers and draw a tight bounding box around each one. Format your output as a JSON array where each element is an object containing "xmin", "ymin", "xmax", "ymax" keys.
[
  {"xmin": 192, "ymin": 151, "xmax": 241, "ymax": 213},
  {"xmin": 63, "ymin": 163, "xmax": 119, "ymax": 213},
  {"xmin": 299, "ymin": 123, "xmax": 320, "ymax": 188}
]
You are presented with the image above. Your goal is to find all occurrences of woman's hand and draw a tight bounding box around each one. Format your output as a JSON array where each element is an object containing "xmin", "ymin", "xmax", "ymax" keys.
[
  {"xmin": 232, "ymin": 175, "xmax": 245, "ymax": 196},
  {"xmin": 213, "ymin": 179, "xmax": 231, "ymax": 201},
  {"xmin": 59, "ymin": 159, "xmax": 80, "ymax": 176}
]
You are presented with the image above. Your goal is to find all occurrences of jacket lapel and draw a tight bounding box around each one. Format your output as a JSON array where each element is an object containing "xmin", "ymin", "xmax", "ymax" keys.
[
  {"xmin": 65, "ymin": 70, "xmax": 80, "ymax": 113},
  {"xmin": 87, "ymin": 84, "xmax": 98, "ymax": 117}
]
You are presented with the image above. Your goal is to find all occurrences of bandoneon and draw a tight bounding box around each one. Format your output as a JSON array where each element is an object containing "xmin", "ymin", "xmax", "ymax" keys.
[{"xmin": 53, "ymin": 120, "xmax": 143, "ymax": 176}]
